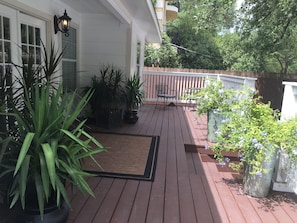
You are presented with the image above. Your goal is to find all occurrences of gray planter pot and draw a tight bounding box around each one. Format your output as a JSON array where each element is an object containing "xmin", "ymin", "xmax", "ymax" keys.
[
  {"xmin": 207, "ymin": 110, "xmax": 225, "ymax": 143},
  {"xmin": 243, "ymin": 150, "xmax": 277, "ymax": 198}
]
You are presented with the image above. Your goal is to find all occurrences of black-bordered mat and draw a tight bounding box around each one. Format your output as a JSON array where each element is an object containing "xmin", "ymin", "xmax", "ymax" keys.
[{"xmin": 83, "ymin": 132, "xmax": 160, "ymax": 181}]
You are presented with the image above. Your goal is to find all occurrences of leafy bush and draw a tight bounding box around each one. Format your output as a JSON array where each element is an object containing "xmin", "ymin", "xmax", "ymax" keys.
[
  {"xmin": 212, "ymin": 94, "xmax": 282, "ymax": 175},
  {"xmin": 196, "ymin": 79, "xmax": 251, "ymax": 114}
]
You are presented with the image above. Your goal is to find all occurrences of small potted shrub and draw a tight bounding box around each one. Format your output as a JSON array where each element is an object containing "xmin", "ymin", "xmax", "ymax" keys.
[
  {"xmin": 124, "ymin": 74, "xmax": 144, "ymax": 123},
  {"xmin": 274, "ymin": 116, "xmax": 297, "ymax": 192},
  {"xmin": 84, "ymin": 65, "xmax": 126, "ymax": 128},
  {"xmin": 212, "ymin": 94, "xmax": 282, "ymax": 198}
]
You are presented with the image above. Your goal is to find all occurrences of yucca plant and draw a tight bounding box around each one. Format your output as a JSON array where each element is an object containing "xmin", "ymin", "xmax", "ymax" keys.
[
  {"xmin": 125, "ymin": 74, "xmax": 144, "ymax": 111},
  {"xmin": 12, "ymin": 41, "xmax": 61, "ymax": 110},
  {"xmin": 123, "ymin": 74, "xmax": 144, "ymax": 124},
  {"xmin": 0, "ymin": 42, "xmax": 106, "ymax": 220},
  {"xmin": 0, "ymin": 83, "xmax": 106, "ymax": 218}
]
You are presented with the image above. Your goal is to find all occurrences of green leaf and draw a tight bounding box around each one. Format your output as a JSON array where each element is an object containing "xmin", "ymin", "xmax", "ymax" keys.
[
  {"xmin": 9, "ymin": 190, "xmax": 20, "ymax": 209},
  {"xmin": 14, "ymin": 132, "xmax": 35, "ymax": 176},
  {"xmin": 39, "ymin": 153, "xmax": 50, "ymax": 201},
  {"xmin": 55, "ymin": 177, "xmax": 71, "ymax": 208},
  {"xmin": 42, "ymin": 143, "xmax": 56, "ymax": 190},
  {"xmin": 35, "ymin": 173, "xmax": 45, "ymax": 218},
  {"xmin": 61, "ymin": 129, "xmax": 85, "ymax": 148},
  {"xmin": 19, "ymin": 155, "xmax": 31, "ymax": 208},
  {"xmin": 76, "ymin": 149, "xmax": 106, "ymax": 160},
  {"xmin": 82, "ymin": 130, "xmax": 105, "ymax": 148},
  {"xmin": 0, "ymin": 136, "xmax": 12, "ymax": 163},
  {"xmin": 76, "ymin": 175, "xmax": 95, "ymax": 197}
]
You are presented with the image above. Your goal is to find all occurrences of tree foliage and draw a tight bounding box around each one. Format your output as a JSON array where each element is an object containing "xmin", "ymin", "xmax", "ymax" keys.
[
  {"xmin": 238, "ymin": 0, "xmax": 297, "ymax": 74},
  {"xmin": 144, "ymin": 33, "xmax": 180, "ymax": 68},
  {"xmin": 167, "ymin": 8, "xmax": 226, "ymax": 69},
  {"xmin": 180, "ymin": 0, "xmax": 236, "ymax": 33},
  {"xmin": 215, "ymin": 33, "xmax": 261, "ymax": 72},
  {"xmin": 148, "ymin": 0, "xmax": 297, "ymax": 74}
]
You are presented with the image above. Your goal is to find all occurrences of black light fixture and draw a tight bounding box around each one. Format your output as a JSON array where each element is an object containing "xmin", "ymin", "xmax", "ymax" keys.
[{"xmin": 54, "ymin": 9, "xmax": 72, "ymax": 37}]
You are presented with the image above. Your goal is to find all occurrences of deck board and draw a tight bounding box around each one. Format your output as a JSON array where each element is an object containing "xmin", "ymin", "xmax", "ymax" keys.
[
  {"xmin": 221, "ymin": 172, "xmax": 263, "ymax": 223},
  {"xmin": 73, "ymin": 177, "xmax": 114, "ymax": 223},
  {"xmin": 67, "ymin": 104, "xmax": 297, "ymax": 223},
  {"xmin": 110, "ymin": 180, "xmax": 139, "ymax": 223},
  {"xmin": 168, "ymin": 107, "xmax": 198, "ymax": 223},
  {"xmin": 189, "ymin": 175, "xmax": 214, "ymax": 223},
  {"xmin": 92, "ymin": 179, "xmax": 126, "ymax": 223},
  {"xmin": 163, "ymin": 109, "xmax": 180, "ymax": 223}
]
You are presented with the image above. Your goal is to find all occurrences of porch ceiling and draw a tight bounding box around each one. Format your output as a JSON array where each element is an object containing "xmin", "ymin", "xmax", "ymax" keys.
[
  {"xmin": 61, "ymin": 0, "xmax": 161, "ymax": 43},
  {"xmin": 61, "ymin": 0, "xmax": 108, "ymax": 14}
]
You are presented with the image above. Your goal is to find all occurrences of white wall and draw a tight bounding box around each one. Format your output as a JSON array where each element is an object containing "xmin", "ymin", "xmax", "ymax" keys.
[
  {"xmin": 2, "ymin": 0, "xmax": 141, "ymax": 89},
  {"xmin": 79, "ymin": 13, "xmax": 130, "ymax": 87}
]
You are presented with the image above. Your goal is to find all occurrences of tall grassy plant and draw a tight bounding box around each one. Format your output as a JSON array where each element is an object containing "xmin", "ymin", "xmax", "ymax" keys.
[
  {"xmin": 125, "ymin": 75, "xmax": 144, "ymax": 111},
  {"xmin": 13, "ymin": 42, "xmax": 62, "ymax": 110},
  {"xmin": 0, "ymin": 83, "xmax": 106, "ymax": 218},
  {"xmin": 83, "ymin": 64, "xmax": 126, "ymax": 115}
]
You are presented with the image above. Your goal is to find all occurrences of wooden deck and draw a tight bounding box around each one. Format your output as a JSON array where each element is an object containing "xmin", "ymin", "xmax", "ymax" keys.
[{"xmin": 67, "ymin": 104, "xmax": 297, "ymax": 223}]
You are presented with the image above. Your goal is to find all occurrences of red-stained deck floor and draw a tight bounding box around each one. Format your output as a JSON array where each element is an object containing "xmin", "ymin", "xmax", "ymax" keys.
[{"xmin": 67, "ymin": 104, "xmax": 297, "ymax": 223}]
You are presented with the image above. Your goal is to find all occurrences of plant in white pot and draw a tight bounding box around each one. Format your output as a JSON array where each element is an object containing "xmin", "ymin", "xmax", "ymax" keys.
[
  {"xmin": 212, "ymin": 94, "xmax": 282, "ymax": 198},
  {"xmin": 0, "ymin": 44, "xmax": 106, "ymax": 222}
]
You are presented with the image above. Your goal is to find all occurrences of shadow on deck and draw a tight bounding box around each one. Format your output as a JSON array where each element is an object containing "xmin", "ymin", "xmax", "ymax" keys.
[{"xmin": 67, "ymin": 104, "xmax": 297, "ymax": 223}]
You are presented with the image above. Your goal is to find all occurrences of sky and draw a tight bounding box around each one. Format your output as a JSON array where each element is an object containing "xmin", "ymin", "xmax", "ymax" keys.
[{"xmin": 236, "ymin": 0, "xmax": 244, "ymax": 10}]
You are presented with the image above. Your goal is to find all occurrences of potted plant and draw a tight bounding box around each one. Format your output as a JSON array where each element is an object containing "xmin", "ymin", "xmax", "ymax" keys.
[
  {"xmin": 211, "ymin": 93, "xmax": 282, "ymax": 198},
  {"xmin": 196, "ymin": 79, "xmax": 244, "ymax": 142},
  {"xmin": 124, "ymin": 74, "xmax": 144, "ymax": 123},
  {"xmin": 83, "ymin": 65, "xmax": 126, "ymax": 128},
  {"xmin": 273, "ymin": 116, "xmax": 297, "ymax": 192},
  {"xmin": 0, "ymin": 44, "xmax": 106, "ymax": 222}
]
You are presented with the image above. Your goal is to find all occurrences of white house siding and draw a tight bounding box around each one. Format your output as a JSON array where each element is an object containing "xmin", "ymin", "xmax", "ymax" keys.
[
  {"xmin": 0, "ymin": 0, "xmax": 161, "ymax": 90},
  {"xmin": 79, "ymin": 13, "xmax": 129, "ymax": 87},
  {"xmin": 0, "ymin": 0, "xmax": 81, "ymax": 84}
]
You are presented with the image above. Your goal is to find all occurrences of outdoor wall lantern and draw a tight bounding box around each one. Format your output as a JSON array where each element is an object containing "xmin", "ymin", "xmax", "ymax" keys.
[{"xmin": 54, "ymin": 9, "xmax": 72, "ymax": 37}]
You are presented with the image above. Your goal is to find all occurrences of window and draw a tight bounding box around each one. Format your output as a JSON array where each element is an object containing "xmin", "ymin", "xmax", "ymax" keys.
[
  {"xmin": 136, "ymin": 42, "xmax": 141, "ymax": 75},
  {"xmin": 21, "ymin": 23, "xmax": 41, "ymax": 65},
  {"xmin": 0, "ymin": 15, "xmax": 13, "ymax": 132},
  {"xmin": 62, "ymin": 27, "xmax": 77, "ymax": 91}
]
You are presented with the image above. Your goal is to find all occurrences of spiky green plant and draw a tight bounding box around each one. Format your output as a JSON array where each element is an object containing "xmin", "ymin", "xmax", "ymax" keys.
[
  {"xmin": 0, "ymin": 42, "xmax": 106, "ymax": 220},
  {"xmin": 125, "ymin": 74, "xmax": 144, "ymax": 111},
  {"xmin": 0, "ymin": 83, "xmax": 105, "ymax": 218},
  {"xmin": 12, "ymin": 41, "xmax": 62, "ymax": 110}
]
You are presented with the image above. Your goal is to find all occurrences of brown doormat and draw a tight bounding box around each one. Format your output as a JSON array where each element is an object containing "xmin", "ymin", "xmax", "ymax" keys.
[{"xmin": 83, "ymin": 132, "xmax": 160, "ymax": 181}]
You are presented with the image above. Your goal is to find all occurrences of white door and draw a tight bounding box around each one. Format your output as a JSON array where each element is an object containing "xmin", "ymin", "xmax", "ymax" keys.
[
  {"xmin": 0, "ymin": 4, "xmax": 17, "ymax": 94},
  {"xmin": 19, "ymin": 13, "xmax": 46, "ymax": 68},
  {"xmin": 0, "ymin": 4, "xmax": 46, "ymax": 131}
]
